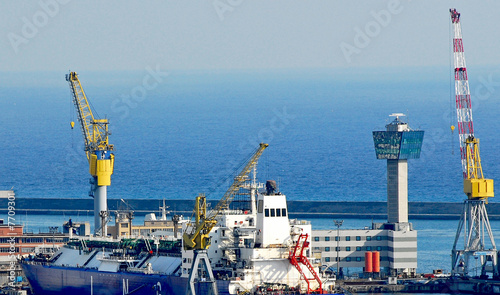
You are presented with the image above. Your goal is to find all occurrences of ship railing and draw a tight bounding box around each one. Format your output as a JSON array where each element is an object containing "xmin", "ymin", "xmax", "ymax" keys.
[
  {"xmin": 126, "ymin": 267, "xmax": 158, "ymax": 274},
  {"xmin": 98, "ymin": 255, "xmax": 139, "ymax": 262},
  {"xmin": 288, "ymin": 219, "xmax": 310, "ymax": 225}
]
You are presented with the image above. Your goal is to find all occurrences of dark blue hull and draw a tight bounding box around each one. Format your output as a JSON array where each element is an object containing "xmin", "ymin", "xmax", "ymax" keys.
[{"xmin": 21, "ymin": 263, "xmax": 230, "ymax": 295}]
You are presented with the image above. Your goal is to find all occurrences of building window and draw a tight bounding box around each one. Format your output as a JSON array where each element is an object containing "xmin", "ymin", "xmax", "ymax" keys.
[
  {"xmin": 356, "ymin": 247, "xmax": 361, "ymax": 251},
  {"xmin": 22, "ymin": 247, "xmax": 35, "ymax": 253},
  {"xmin": 335, "ymin": 247, "xmax": 340, "ymax": 251},
  {"xmin": 265, "ymin": 209, "xmax": 269, "ymax": 217},
  {"xmin": 0, "ymin": 247, "xmax": 18, "ymax": 253},
  {"xmin": 376, "ymin": 236, "xmax": 382, "ymax": 241},
  {"xmin": 376, "ymin": 246, "xmax": 382, "ymax": 251},
  {"xmin": 335, "ymin": 236, "xmax": 339, "ymax": 241},
  {"xmin": 325, "ymin": 237, "xmax": 330, "ymax": 241},
  {"xmin": 346, "ymin": 236, "xmax": 350, "ymax": 241},
  {"xmin": 356, "ymin": 236, "xmax": 361, "ymax": 241},
  {"xmin": 346, "ymin": 247, "xmax": 351, "ymax": 251},
  {"xmin": 314, "ymin": 237, "xmax": 319, "ymax": 242},
  {"xmin": 366, "ymin": 236, "xmax": 371, "ymax": 241},
  {"xmin": 325, "ymin": 247, "xmax": 330, "ymax": 252},
  {"xmin": 270, "ymin": 209, "xmax": 276, "ymax": 217},
  {"xmin": 356, "ymin": 257, "xmax": 361, "ymax": 262},
  {"xmin": 346, "ymin": 257, "xmax": 351, "ymax": 262},
  {"xmin": 366, "ymin": 246, "xmax": 372, "ymax": 251},
  {"xmin": 325, "ymin": 257, "xmax": 330, "ymax": 262},
  {"xmin": 336, "ymin": 257, "xmax": 339, "ymax": 261}
]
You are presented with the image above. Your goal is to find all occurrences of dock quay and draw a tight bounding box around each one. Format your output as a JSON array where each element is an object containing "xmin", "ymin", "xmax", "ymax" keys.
[
  {"xmin": 338, "ymin": 277, "xmax": 500, "ymax": 294},
  {"xmin": 4, "ymin": 198, "xmax": 500, "ymax": 219}
]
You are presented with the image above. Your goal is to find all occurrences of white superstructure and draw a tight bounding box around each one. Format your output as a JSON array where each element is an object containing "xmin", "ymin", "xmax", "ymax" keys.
[{"xmin": 181, "ymin": 182, "xmax": 324, "ymax": 294}]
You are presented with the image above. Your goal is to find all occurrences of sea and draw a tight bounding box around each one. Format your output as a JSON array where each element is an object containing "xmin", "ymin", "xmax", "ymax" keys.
[{"xmin": 2, "ymin": 66, "xmax": 500, "ymax": 275}]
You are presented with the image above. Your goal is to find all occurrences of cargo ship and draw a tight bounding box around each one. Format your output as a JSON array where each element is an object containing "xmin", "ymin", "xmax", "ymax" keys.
[{"xmin": 20, "ymin": 175, "xmax": 337, "ymax": 295}]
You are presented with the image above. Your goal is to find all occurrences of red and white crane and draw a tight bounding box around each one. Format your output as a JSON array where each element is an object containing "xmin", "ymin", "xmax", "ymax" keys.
[
  {"xmin": 449, "ymin": 8, "xmax": 497, "ymax": 278},
  {"xmin": 450, "ymin": 8, "xmax": 474, "ymax": 180}
]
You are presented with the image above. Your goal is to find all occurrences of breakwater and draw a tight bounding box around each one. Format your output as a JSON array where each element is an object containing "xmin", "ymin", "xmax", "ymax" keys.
[{"xmin": 3, "ymin": 198, "xmax": 500, "ymax": 220}]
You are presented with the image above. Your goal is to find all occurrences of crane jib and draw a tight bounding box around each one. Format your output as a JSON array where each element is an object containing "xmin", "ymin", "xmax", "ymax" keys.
[
  {"xmin": 183, "ymin": 143, "xmax": 268, "ymax": 251},
  {"xmin": 449, "ymin": 9, "xmax": 493, "ymax": 200}
]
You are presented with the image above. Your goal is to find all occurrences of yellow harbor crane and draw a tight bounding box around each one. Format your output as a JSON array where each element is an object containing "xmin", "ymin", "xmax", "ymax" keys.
[
  {"xmin": 183, "ymin": 143, "xmax": 268, "ymax": 295},
  {"xmin": 66, "ymin": 71, "xmax": 114, "ymax": 236}
]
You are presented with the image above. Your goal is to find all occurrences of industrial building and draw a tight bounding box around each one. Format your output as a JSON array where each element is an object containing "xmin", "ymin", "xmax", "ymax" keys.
[{"xmin": 312, "ymin": 114, "xmax": 424, "ymax": 277}]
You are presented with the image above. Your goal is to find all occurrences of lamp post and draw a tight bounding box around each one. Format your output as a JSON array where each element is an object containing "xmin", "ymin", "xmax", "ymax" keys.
[
  {"xmin": 334, "ymin": 220, "xmax": 343, "ymax": 279},
  {"xmin": 49, "ymin": 226, "xmax": 58, "ymax": 253}
]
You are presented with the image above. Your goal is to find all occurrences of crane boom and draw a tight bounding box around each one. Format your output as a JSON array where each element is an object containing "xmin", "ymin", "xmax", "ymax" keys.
[
  {"xmin": 66, "ymin": 71, "xmax": 115, "ymax": 236},
  {"xmin": 449, "ymin": 9, "xmax": 493, "ymax": 200},
  {"xmin": 183, "ymin": 143, "xmax": 268, "ymax": 251},
  {"xmin": 66, "ymin": 72, "xmax": 108, "ymax": 157}
]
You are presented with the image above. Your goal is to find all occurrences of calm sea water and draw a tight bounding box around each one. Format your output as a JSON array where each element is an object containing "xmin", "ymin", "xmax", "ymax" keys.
[{"xmin": 2, "ymin": 68, "xmax": 500, "ymax": 202}]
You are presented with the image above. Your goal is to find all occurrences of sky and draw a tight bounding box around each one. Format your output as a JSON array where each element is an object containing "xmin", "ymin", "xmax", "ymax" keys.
[{"xmin": 1, "ymin": 1, "xmax": 500, "ymax": 73}]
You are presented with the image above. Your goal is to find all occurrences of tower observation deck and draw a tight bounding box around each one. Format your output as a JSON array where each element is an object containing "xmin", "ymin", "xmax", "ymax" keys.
[{"xmin": 373, "ymin": 113, "xmax": 424, "ymax": 224}]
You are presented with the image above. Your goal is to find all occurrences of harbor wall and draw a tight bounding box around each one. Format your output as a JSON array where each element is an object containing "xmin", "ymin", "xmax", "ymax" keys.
[{"xmin": 2, "ymin": 198, "xmax": 500, "ymax": 220}]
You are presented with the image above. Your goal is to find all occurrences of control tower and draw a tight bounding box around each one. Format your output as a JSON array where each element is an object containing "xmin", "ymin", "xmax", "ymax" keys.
[{"xmin": 373, "ymin": 114, "xmax": 424, "ymax": 224}]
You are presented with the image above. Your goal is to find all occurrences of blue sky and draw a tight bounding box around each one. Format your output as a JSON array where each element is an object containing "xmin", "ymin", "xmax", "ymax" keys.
[{"xmin": 1, "ymin": 1, "xmax": 500, "ymax": 72}]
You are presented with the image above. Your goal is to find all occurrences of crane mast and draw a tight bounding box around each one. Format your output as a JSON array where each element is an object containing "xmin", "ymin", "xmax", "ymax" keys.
[
  {"xmin": 66, "ymin": 72, "xmax": 115, "ymax": 236},
  {"xmin": 449, "ymin": 9, "xmax": 497, "ymax": 278},
  {"xmin": 183, "ymin": 143, "xmax": 268, "ymax": 295}
]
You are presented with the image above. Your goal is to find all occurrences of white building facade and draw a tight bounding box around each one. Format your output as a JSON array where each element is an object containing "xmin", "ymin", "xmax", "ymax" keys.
[{"xmin": 312, "ymin": 222, "xmax": 417, "ymax": 277}]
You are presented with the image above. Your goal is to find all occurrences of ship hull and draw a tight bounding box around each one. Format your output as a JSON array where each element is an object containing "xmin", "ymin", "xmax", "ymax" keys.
[{"xmin": 21, "ymin": 262, "xmax": 230, "ymax": 295}]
